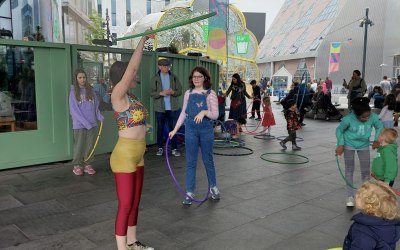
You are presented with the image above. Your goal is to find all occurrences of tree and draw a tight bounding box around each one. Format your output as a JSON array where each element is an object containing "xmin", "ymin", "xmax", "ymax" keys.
[{"xmin": 85, "ymin": 14, "xmax": 106, "ymax": 45}]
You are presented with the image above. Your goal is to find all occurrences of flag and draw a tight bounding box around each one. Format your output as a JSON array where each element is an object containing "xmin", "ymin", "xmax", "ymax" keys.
[
  {"xmin": 328, "ymin": 42, "xmax": 341, "ymax": 74},
  {"xmin": 207, "ymin": 0, "xmax": 228, "ymax": 62}
]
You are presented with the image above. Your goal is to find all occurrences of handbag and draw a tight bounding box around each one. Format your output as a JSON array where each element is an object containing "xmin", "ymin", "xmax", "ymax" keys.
[{"xmin": 231, "ymin": 98, "xmax": 241, "ymax": 109}]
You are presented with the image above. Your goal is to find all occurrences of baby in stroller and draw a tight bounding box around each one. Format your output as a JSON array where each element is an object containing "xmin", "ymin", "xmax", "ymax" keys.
[{"xmin": 307, "ymin": 85, "xmax": 342, "ymax": 121}]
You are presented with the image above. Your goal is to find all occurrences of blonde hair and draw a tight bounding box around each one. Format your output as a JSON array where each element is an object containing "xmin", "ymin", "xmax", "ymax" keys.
[
  {"xmin": 263, "ymin": 96, "xmax": 271, "ymax": 106},
  {"xmin": 380, "ymin": 128, "xmax": 398, "ymax": 144},
  {"xmin": 356, "ymin": 181, "xmax": 400, "ymax": 220}
]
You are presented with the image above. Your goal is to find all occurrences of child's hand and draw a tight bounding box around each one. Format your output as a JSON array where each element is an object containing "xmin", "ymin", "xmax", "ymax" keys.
[
  {"xmin": 169, "ymin": 129, "xmax": 177, "ymax": 139},
  {"xmin": 194, "ymin": 110, "xmax": 207, "ymax": 124},
  {"xmin": 335, "ymin": 146, "xmax": 344, "ymax": 156},
  {"xmin": 371, "ymin": 141, "xmax": 380, "ymax": 149}
]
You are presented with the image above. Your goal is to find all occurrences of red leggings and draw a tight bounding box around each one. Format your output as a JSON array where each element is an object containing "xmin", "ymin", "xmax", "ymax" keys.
[{"xmin": 114, "ymin": 167, "xmax": 144, "ymax": 236}]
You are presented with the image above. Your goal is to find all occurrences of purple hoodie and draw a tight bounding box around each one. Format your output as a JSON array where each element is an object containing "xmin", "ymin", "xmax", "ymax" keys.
[{"xmin": 69, "ymin": 86, "xmax": 104, "ymax": 129}]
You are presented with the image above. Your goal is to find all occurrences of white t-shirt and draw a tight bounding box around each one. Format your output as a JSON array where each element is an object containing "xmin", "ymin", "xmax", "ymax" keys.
[
  {"xmin": 379, "ymin": 105, "xmax": 393, "ymax": 122},
  {"xmin": 380, "ymin": 80, "xmax": 391, "ymax": 95}
]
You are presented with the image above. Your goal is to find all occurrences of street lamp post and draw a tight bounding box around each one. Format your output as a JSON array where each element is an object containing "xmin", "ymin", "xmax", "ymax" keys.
[{"xmin": 360, "ymin": 7, "xmax": 374, "ymax": 80}]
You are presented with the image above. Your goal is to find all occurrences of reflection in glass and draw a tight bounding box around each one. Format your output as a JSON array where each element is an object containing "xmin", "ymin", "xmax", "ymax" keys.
[
  {"xmin": 0, "ymin": 46, "xmax": 37, "ymax": 132},
  {"xmin": 77, "ymin": 50, "xmax": 124, "ymax": 111}
]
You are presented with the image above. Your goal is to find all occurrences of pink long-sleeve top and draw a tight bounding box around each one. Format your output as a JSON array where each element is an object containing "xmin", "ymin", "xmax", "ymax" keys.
[{"xmin": 176, "ymin": 89, "xmax": 219, "ymax": 128}]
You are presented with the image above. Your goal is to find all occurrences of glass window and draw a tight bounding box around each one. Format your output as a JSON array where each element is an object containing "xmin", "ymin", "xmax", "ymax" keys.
[
  {"xmin": 97, "ymin": 0, "xmax": 102, "ymax": 15},
  {"xmin": 293, "ymin": 59, "xmax": 310, "ymax": 83},
  {"xmin": 307, "ymin": 22, "xmax": 333, "ymax": 51},
  {"xmin": 313, "ymin": 0, "xmax": 338, "ymax": 23},
  {"xmin": 281, "ymin": 0, "xmax": 291, "ymax": 12},
  {"xmin": 0, "ymin": 46, "xmax": 37, "ymax": 133},
  {"xmin": 293, "ymin": 5, "xmax": 313, "ymax": 30},
  {"xmin": 147, "ymin": 0, "xmax": 151, "ymax": 15},
  {"xmin": 165, "ymin": 0, "xmax": 170, "ymax": 6},
  {"xmin": 272, "ymin": 38, "xmax": 287, "ymax": 57},
  {"xmin": 289, "ymin": 31, "xmax": 308, "ymax": 54},
  {"xmin": 126, "ymin": 0, "xmax": 131, "ymax": 26},
  {"xmin": 280, "ymin": 16, "xmax": 294, "ymax": 34},
  {"xmin": 111, "ymin": 0, "xmax": 116, "ymax": 26}
]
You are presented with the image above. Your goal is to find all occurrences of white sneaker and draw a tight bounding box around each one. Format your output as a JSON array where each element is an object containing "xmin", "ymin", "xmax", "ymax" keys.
[
  {"xmin": 346, "ymin": 196, "xmax": 355, "ymax": 207},
  {"xmin": 171, "ymin": 149, "xmax": 181, "ymax": 157},
  {"xmin": 210, "ymin": 186, "xmax": 221, "ymax": 200},
  {"xmin": 156, "ymin": 148, "xmax": 163, "ymax": 156}
]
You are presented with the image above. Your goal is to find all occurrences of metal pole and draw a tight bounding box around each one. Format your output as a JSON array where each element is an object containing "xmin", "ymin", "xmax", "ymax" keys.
[{"xmin": 361, "ymin": 7, "xmax": 369, "ymax": 80}]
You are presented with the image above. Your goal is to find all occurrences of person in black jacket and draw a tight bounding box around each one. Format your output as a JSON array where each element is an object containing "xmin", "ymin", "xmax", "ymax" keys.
[
  {"xmin": 343, "ymin": 181, "xmax": 400, "ymax": 250},
  {"xmin": 249, "ymin": 80, "xmax": 261, "ymax": 120}
]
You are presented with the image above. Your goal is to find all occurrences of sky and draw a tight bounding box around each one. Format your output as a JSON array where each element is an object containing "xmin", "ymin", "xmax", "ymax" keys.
[{"xmin": 231, "ymin": 0, "xmax": 285, "ymax": 32}]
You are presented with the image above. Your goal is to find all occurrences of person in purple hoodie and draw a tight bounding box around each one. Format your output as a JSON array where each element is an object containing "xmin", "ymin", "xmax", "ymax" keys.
[
  {"xmin": 69, "ymin": 69, "xmax": 104, "ymax": 176},
  {"xmin": 343, "ymin": 181, "xmax": 400, "ymax": 249}
]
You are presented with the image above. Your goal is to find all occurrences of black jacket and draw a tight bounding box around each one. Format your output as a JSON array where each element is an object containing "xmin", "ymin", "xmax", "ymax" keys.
[{"xmin": 343, "ymin": 213, "xmax": 400, "ymax": 250}]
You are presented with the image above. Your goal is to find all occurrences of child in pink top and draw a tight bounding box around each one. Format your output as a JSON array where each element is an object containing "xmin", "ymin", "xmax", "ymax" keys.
[
  {"xmin": 261, "ymin": 96, "xmax": 276, "ymax": 135},
  {"xmin": 169, "ymin": 66, "xmax": 220, "ymax": 205}
]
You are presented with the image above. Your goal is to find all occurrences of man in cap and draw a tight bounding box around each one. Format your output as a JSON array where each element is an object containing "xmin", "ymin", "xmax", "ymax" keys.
[{"xmin": 150, "ymin": 58, "xmax": 182, "ymax": 156}]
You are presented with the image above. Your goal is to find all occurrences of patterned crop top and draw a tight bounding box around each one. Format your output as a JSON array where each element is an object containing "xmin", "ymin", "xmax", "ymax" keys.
[{"xmin": 114, "ymin": 95, "xmax": 148, "ymax": 131}]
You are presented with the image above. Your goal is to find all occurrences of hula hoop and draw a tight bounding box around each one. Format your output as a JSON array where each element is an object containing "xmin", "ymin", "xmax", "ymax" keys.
[
  {"xmin": 242, "ymin": 99, "xmax": 264, "ymax": 135},
  {"xmin": 84, "ymin": 121, "xmax": 103, "ymax": 162},
  {"xmin": 254, "ymin": 134, "xmax": 276, "ymax": 140},
  {"xmin": 275, "ymin": 136, "xmax": 304, "ymax": 142},
  {"xmin": 166, "ymin": 133, "xmax": 210, "ymax": 203},
  {"xmin": 260, "ymin": 152, "xmax": 309, "ymax": 164},
  {"xmin": 115, "ymin": 12, "xmax": 216, "ymax": 41},
  {"xmin": 213, "ymin": 146, "xmax": 254, "ymax": 156},
  {"xmin": 335, "ymin": 156, "xmax": 357, "ymax": 189},
  {"xmin": 213, "ymin": 139, "xmax": 241, "ymax": 148}
]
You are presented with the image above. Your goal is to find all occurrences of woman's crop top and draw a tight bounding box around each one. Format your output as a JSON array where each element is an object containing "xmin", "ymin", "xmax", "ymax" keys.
[{"xmin": 114, "ymin": 95, "xmax": 148, "ymax": 131}]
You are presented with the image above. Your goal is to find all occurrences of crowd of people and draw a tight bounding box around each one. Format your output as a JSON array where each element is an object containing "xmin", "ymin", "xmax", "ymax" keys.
[{"xmin": 68, "ymin": 28, "xmax": 400, "ymax": 248}]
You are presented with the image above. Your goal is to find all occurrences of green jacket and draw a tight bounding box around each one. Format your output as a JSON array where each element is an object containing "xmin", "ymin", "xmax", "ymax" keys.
[
  {"xmin": 150, "ymin": 72, "xmax": 182, "ymax": 112},
  {"xmin": 372, "ymin": 144, "xmax": 398, "ymax": 182},
  {"xmin": 336, "ymin": 112, "xmax": 383, "ymax": 149}
]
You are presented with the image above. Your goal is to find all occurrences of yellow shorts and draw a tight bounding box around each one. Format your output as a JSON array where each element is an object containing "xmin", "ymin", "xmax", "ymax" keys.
[{"xmin": 110, "ymin": 137, "xmax": 145, "ymax": 173}]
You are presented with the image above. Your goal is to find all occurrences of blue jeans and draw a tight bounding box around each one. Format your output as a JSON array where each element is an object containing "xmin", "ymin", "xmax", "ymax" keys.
[
  {"xmin": 185, "ymin": 121, "xmax": 217, "ymax": 193},
  {"xmin": 156, "ymin": 111, "xmax": 177, "ymax": 149},
  {"xmin": 383, "ymin": 120, "xmax": 394, "ymax": 128}
]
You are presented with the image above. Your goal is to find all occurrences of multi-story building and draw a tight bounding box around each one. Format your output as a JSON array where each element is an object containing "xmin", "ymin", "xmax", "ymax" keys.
[
  {"xmin": 257, "ymin": 0, "xmax": 400, "ymax": 90},
  {"xmin": 0, "ymin": 0, "xmax": 179, "ymax": 44}
]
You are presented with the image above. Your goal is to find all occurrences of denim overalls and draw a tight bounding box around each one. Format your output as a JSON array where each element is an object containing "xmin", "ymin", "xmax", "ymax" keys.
[{"xmin": 185, "ymin": 89, "xmax": 217, "ymax": 193}]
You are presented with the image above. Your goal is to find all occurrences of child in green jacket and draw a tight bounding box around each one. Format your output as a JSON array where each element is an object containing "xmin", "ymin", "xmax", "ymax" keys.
[
  {"xmin": 372, "ymin": 128, "xmax": 398, "ymax": 187},
  {"xmin": 336, "ymin": 97, "xmax": 383, "ymax": 207}
]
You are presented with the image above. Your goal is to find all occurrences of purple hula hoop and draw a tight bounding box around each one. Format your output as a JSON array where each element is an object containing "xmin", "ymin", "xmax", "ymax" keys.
[{"xmin": 165, "ymin": 133, "xmax": 210, "ymax": 203}]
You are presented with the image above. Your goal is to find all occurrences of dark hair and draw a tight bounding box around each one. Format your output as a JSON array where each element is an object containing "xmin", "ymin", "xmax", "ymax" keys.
[
  {"xmin": 188, "ymin": 66, "xmax": 212, "ymax": 89},
  {"xmin": 351, "ymin": 97, "xmax": 371, "ymax": 116},
  {"xmin": 384, "ymin": 94, "xmax": 396, "ymax": 111},
  {"xmin": 109, "ymin": 61, "xmax": 129, "ymax": 87},
  {"xmin": 250, "ymin": 80, "xmax": 256, "ymax": 85},
  {"xmin": 232, "ymin": 73, "xmax": 242, "ymax": 84},
  {"xmin": 286, "ymin": 99, "xmax": 296, "ymax": 108},
  {"xmin": 353, "ymin": 70, "xmax": 361, "ymax": 76},
  {"xmin": 72, "ymin": 68, "xmax": 93, "ymax": 102},
  {"xmin": 237, "ymin": 117, "xmax": 247, "ymax": 125}
]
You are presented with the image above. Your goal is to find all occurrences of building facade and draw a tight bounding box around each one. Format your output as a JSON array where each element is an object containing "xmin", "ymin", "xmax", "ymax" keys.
[
  {"xmin": 257, "ymin": 0, "xmax": 400, "ymax": 91},
  {"xmin": 0, "ymin": 0, "xmax": 179, "ymax": 45}
]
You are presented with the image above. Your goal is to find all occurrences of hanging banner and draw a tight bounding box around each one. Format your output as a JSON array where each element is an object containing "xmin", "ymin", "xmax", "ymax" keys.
[
  {"xmin": 328, "ymin": 42, "xmax": 341, "ymax": 74},
  {"xmin": 236, "ymin": 34, "xmax": 250, "ymax": 54},
  {"xmin": 207, "ymin": 0, "xmax": 228, "ymax": 62}
]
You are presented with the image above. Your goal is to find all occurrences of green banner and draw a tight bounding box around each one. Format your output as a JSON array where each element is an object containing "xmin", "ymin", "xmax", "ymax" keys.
[{"xmin": 202, "ymin": 25, "xmax": 209, "ymax": 43}]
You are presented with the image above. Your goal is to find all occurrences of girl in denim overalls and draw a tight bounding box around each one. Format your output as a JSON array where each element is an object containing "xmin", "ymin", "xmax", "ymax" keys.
[{"xmin": 170, "ymin": 66, "xmax": 220, "ymax": 205}]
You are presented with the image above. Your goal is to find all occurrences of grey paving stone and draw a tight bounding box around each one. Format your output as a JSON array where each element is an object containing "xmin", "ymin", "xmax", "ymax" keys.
[
  {"xmin": 79, "ymin": 219, "xmax": 115, "ymax": 247},
  {"xmin": 187, "ymin": 223, "xmax": 284, "ymax": 250},
  {"xmin": 161, "ymin": 209, "xmax": 254, "ymax": 246},
  {"xmin": 1, "ymin": 231, "xmax": 96, "ymax": 250},
  {"xmin": 0, "ymin": 224, "xmax": 29, "ymax": 249},
  {"xmin": 267, "ymin": 228, "xmax": 343, "ymax": 250},
  {"xmin": 224, "ymin": 190, "xmax": 304, "ymax": 219},
  {"xmin": 77, "ymin": 200, "xmax": 118, "ymax": 224},
  {"xmin": 0, "ymin": 195, "xmax": 23, "ymax": 211},
  {"xmin": 56, "ymin": 187, "xmax": 116, "ymax": 210},
  {"xmin": 254, "ymin": 203, "xmax": 340, "ymax": 237},
  {"xmin": 0, "ymin": 199, "xmax": 67, "ymax": 227},
  {"xmin": 16, "ymin": 211, "xmax": 92, "ymax": 240},
  {"xmin": 223, "ymin": 178, "xmax": 289, "ymax": 200}
]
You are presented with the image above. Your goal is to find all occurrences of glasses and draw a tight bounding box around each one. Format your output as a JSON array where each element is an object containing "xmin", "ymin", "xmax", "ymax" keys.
[{"xmin": 192, "ymin": 75, "xmax": 204, "ymax": 79}]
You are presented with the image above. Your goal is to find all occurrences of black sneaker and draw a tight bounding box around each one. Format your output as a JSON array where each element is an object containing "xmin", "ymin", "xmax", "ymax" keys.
[
  {"xmin": 280, "ymin": 141, "xmax": 287, "ymax": 150},
  {"xmin": 249, "ymin": 116, "xmax": 255, "ymax": 119},
  {"xmin": 300, "ymin": 123, "xmax": 306, "ymax": 126}
]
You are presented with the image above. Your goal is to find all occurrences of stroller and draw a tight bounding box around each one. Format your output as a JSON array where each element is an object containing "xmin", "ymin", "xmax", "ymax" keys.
[{"xmin": 306, "ymin": 93, "xmax": 342, "ymax": 121}]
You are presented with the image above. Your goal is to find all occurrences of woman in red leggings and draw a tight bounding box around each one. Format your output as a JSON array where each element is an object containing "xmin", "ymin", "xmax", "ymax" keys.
[{"xmin": 109, "ymin": 32, "xmax": 154, "ymax": 250}]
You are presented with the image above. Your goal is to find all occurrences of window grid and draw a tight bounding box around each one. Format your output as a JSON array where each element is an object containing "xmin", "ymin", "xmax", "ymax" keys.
[
  {"xmin": 97, "ymin": 0, "xmax": 102, "ymax": 16},
  {"xmin": 313, "ymin": 0, "xmax": 338, "ymax": 23},
  {"xmin": 111, "ymin": 0, "xmax": 116, "ymax": 26},
  {"xmin": 281, "ymin": 0, "xmax": 292, "ymax": 12},
  {"xmin": 289, "ymin": 31, "xmax": 308, "ymax": 54},
  {"xmin": 307, "ymin": 22, "xmax": 333, "ymax": 51},
  {"xmin": 294, "ymin": 5, "xmax": 313, "ymax": 30},
  {"xmin": 126, "ymin": 0, "xmax": 131, "ymax": 26}
]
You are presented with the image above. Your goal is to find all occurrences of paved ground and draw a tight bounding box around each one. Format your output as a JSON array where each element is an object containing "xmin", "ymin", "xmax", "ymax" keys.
[{"xmin": 0, "ymin": 103, "xmax": 398, "ymax": 250}]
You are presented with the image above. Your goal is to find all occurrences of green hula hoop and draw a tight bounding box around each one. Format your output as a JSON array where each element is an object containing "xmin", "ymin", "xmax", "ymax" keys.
[
  {"xmin": 336, "ymin": 156, "xmax": 357, "ymax": 189},
  {"xmin": 260, "ymin": 152, "xmax": 309, "ymax": 165},
  {"xmin": 213, "ymin": 139, "xmax": 240, "ymax": 148}
]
